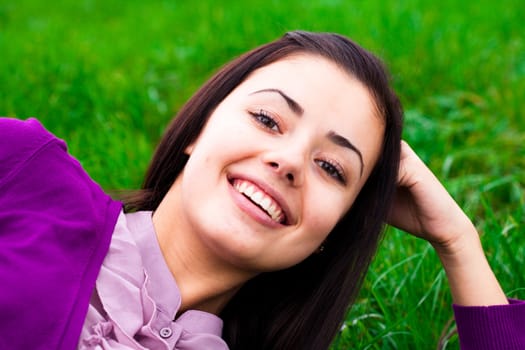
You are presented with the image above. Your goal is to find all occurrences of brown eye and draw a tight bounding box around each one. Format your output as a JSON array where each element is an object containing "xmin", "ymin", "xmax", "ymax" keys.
[
  {"xmin": 315, "ymin": 159, "xmax": 346, "ymax": 184},
  {"xmin": 250, "ymin": 110, "xmax": 280, "ymax": 132}
]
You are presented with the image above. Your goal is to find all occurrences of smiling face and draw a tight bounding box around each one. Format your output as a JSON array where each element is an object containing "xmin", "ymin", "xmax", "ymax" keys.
[{"xmin": 166, "ymin": 54, "xmax": 384, "ymax": 272}]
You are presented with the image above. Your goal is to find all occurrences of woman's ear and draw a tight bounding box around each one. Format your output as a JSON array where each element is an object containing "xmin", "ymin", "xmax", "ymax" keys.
[{"xmin": 184, "ymin": 143, "xmax": 194, "ymax": 156}]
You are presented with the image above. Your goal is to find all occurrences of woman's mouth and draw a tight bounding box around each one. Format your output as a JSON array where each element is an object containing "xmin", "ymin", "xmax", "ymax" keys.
[{"xmin": 231, "ymin": 178, "xmax": 287, "ymax": 224}]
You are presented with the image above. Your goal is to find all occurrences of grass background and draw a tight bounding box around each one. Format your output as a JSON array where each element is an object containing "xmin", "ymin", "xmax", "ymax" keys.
[{"xmin": 1, "ymin": 0, "xmax": 524, "ymax": 348}]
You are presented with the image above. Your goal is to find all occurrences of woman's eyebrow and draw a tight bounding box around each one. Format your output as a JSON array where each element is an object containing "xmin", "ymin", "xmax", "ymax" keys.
[
  {"xmin": 250, "ymin": 88, "xmax": 304, "ymax": 116},
  {"xmin": 327, "ymin": 131, "xmax": 364, "ymax": 177}
]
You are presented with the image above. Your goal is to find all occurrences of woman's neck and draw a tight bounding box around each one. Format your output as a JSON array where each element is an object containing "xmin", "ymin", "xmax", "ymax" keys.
[{"xmin": 152, "ymin": 192, "xmax": 254, "ymax": 315}]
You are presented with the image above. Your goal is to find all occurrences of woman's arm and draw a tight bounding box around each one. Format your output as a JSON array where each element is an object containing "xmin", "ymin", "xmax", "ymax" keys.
[
  {"xmin": 387, "ymin": 141, "xmax": 525, "ymax": 349},
  {"xmin": 388, "ymin": 141, "xmax": 508, "ymax": 306}
]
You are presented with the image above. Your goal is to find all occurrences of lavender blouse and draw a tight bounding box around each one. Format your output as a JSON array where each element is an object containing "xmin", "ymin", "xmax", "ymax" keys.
[{"xmin": 79, "ymin": 211, "xmax": 228, "ymax": 349}]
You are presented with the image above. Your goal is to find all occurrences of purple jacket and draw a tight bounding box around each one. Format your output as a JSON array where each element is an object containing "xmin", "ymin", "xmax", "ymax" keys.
[
  {"xmin": 0, "ymin": 118, "xmax": 122, "ymax": 349},
  {"xmin": 454, "ymin": 299, "xmax": 525, "ymax": 349}
]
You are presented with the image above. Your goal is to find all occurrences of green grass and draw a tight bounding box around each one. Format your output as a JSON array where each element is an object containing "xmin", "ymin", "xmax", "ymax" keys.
[{"xmin": 1, "ymin": 1, "xmax": 524, "ymax": 348}]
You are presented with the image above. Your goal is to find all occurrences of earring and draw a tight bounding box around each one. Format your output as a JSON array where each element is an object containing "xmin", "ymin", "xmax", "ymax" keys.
[{"xmin": 316, "ymin": 245, "xmax": 325, "ymax": 254}]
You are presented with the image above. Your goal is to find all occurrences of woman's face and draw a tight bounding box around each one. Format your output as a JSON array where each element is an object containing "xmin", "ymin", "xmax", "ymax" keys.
[{"xmin": 172, "ymin": 54, "xmax": 384, "ymax": 272}]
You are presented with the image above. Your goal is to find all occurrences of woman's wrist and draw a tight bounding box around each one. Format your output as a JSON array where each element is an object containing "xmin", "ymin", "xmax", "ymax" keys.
[
  {"xmin": 432, "ymin": 227, "xmax": 508, "ymax": 306},
  {"xmin": 430, "ymin": 219, "xmax": 480, "ymax": 260}
]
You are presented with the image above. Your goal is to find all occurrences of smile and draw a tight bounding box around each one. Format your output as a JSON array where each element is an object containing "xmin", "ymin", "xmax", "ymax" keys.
[{"xmin": 232, "ymin": 179, "xmax": 286, "ymax": 224}]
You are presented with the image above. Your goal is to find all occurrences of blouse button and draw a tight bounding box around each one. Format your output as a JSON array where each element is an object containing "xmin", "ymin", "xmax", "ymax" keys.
[{"xmin": 159, "ymin": 327, "xmax": 173, "ymax": 339}]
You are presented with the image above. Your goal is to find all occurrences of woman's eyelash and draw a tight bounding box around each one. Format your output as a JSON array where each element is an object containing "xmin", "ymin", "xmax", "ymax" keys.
[
  {"xmin": 315, "ymin": 159, "xmax": 347, "ymax": 184},
  {"xmin": 249, "ymin": 109, "xmax": 281, "ymax": 132}
]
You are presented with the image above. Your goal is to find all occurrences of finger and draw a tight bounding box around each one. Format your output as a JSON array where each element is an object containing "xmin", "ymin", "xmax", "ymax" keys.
[
  {"xmin": 397, "ymin": 140, "xmax": 417, "ymax": 185},
  {"xmin": 397, "ymin": 140, "xmax": 432, "ymax": 188}
]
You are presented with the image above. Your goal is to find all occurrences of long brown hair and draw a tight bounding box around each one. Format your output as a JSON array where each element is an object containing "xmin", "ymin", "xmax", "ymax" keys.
[{"xmin": 125, "ymin": 31, "xmax": 403, "ymax": 349}]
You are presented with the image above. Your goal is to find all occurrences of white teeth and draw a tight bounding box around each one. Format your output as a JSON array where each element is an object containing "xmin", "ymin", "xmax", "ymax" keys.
[
  {"xmin": 268, "ymin": 207, "xmax": 282, "ymax": 222},
  {"xmin": 252, "ymin": 191, "xmax": 263, "ymax": 203},
  {"xmin": 239, "ymin": 181, "xmax": 247, "ymax": 192},
  {"xmin": 233, "ymin": 179, "xmax": 284, "ymax": 223},
  {"xmin": 260, "ymin": 197, "xmax": 271, "ymax": 211},
  {"xmin": 245, "ymin": 185, "xmax": 255, "ymax": 197}
]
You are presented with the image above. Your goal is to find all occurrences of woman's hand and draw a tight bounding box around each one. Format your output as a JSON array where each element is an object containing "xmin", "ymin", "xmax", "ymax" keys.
[
  {"xmin": 388, "ymin": 141, "xmax": 478, "ymax": 253},
  {"xmin": 388, "ymin": 141, "xmax": 507, "ymax": 306}
]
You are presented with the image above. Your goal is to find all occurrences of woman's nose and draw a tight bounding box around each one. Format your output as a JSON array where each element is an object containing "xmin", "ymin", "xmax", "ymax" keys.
[{"xmin": 264, "ymin": 150, "xmax": 305, "ymax": 187}]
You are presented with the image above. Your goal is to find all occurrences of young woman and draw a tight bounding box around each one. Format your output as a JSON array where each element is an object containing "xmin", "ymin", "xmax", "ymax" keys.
[
  {"xmin": 0, "ymin": 31, "xmax": 402, "ymax": 350},
  {"xmin": 1, "ymin": 31, "xmax": 520, "ymax": 350}
]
